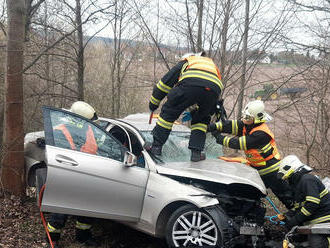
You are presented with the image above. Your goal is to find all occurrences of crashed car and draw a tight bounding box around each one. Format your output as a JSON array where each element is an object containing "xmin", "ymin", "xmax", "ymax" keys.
[{"xmin": 25, "ymin": 106, "xmax": 269, "ymax": 248}]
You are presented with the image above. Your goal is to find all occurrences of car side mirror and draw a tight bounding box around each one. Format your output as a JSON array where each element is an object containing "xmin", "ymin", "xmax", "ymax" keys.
[{"xmin": 123, "ymin": 151, "xmax": 137, "ymax": 167}]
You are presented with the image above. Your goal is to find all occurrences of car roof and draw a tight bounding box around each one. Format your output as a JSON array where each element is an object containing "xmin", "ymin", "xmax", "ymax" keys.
[{"xmin": 119, "ymin": 113, "xmax": 191, "ymax": 132}]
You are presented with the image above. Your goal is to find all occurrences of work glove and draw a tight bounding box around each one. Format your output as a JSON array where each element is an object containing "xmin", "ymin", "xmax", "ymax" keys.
[
  {"xmin": 182, "ymin": 112, "xmax": 192, "ymax": 122},
  {"xmin": 181, "ymin": 106, "xmax": 199, "ymax": 123},
  {"xmin": 149, "ymin": 102, "xmax": 158, "ymax": 112},
  {"xmin": 284, "ymin": 215, "xmax": 300, "ymax": 230},
  {"xmin": 207, "ymin": 123, "xmax": 217, "ymax": 132},
  {"xmin": 285, "ymin": 210, "xmax": 296, "ymax": 218},
  {"xmin": 212, "ymin": 132, "xmax": 225, "ymax": 144}
]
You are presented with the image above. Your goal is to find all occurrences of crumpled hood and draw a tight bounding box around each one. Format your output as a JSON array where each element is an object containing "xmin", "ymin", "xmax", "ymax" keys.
[{"xmin": 155, "ymin": 159, "xmax": 267, "ymax": 195}]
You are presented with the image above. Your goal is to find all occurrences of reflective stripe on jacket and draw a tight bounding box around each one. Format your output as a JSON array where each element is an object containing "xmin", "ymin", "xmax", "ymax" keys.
[
  {"xmin": 291, "ymin": 173, "xmax": 330, "ymax": 225},
  {"xmin": 179, "ymin": 56, "xmax": 223, "ymax": 91},
  {"xmin": 54, "ymin": 124, "xmax": 76, "ymax": 150},
  {"xmin": 54, "ymin": 124, "xmax": 98, "ymax": 155},
  {"xmin": 242, "ymin": 123, "xmax": 280, "ymax": 168}
]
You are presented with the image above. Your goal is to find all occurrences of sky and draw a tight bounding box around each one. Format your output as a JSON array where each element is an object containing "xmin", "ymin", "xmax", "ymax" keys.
[{"xmin": 83, "ymin": 0, "xmax": 326, "ymax": 56}]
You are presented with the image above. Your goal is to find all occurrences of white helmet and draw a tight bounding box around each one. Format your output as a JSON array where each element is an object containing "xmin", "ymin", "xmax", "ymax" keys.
[
  {"xmin": 181, "ymin": 51, "xmax": 205, "ymax": 60},
  {"xmin": 242, "ymin": 100, "xmax": 272, "ymax": 123},
  {"xmin": 70, "ymin": 101, "xmax": 98, "ymax": 121},
  {"xmin": 278, "ymin": 155, "xmax": 312, "ymax": 180}
]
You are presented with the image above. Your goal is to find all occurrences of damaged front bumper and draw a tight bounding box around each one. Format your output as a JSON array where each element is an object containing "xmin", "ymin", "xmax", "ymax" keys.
[{"xmin": 204, "ymin": 204, "xmax": 265, "ymax": 248}]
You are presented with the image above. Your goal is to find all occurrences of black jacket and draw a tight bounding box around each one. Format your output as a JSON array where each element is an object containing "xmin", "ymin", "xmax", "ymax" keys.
[
  {"xmin": 150, "ymin": 60, "xmax": 222, "ymax": 109},
  {"xmin": 289, "ymin": 171, "xmax": 330, "ymax": 225}
]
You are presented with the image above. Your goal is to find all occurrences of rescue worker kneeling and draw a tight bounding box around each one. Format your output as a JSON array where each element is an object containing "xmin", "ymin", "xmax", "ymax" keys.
[
  {"xmin": 278, "ymin": 155, "xmax": 330, "ymax": 248},
  {"xmin": 148, "ymin": 51, "xmax": 223, "ymax": 162},
  {"xmin": 47, "ymin": 101, "xmax": 100, "ymax": 248},
  {"xmin": 208, "ymin": 100, "xmax": 293, "ymax": 208}
]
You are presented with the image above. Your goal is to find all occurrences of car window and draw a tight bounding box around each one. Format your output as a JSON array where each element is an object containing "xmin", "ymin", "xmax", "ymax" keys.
[
  {"xmin": 141, "ymin": 131, "xmax": 223, "ymax": 163},
  {"xmin": 48, "ymin": 109, "xmax": 123, "ymax": 162}
]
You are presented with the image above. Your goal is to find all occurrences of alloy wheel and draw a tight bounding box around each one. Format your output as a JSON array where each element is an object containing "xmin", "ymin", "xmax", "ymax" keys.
[{"xmin": 172, "ymin": 210, "xmax": 218, "ymax": 247}]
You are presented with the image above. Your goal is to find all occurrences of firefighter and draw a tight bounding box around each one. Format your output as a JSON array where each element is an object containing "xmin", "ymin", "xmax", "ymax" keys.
[
  {"xmin": 278, "ymin": 155, "xmax": 330, "ymax": 248},
  {"xmin": 148, "ymin": 51, "xmax": 223, "ymax": 162},
  {"xmin": 208, "ymin": 100, "xmax": 293, "ymax": 208},
  {"xmin": 47, "ymin": 101, "xmax": 100, "ymax": 248}
]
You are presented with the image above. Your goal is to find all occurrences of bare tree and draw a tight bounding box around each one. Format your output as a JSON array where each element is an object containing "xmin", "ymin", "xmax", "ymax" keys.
[
  {"xmin": 25, "ymin": 0, "xmax": 46, "ymax": 40},
  {"xmin": 196, "ymin": 0, "xmax": 203, "ymax": 52},
  {"xmin": 236, "ymin": 0, "xmax": 250, "ymax": 118},
  {"xmin": 75, "ymin": 0, "xmax": 84, "ymax": 100},
  {"xmin": 1, "ymin": 0, "xmax": 25, "ymax": 195}
]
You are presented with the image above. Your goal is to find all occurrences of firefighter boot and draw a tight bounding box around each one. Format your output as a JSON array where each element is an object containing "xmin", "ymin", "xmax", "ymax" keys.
[
  {"xmin": 145, "ymin": 143, "xmax": 162, "ymax": 156},
  {"xmin": 191, "ymin": 150, "xmax": 206, "ymax": 162},
  {"xmin": 76, "ymin": 229, "xmax": 100, "ymax": 247},
  {"xmin": 150, "ymin": 145, "xmax": 162, "ymax": 156}
]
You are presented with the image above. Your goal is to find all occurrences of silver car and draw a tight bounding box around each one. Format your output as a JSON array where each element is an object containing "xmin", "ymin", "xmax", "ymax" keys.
[{"xmin": 25, "ymin": 107, "xmax": 267, "ymax": 247}]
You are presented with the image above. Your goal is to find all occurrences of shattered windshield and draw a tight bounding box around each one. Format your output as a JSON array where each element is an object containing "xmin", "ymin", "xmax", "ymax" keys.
[{"xmin": 141, "ymin": 131, "xmax": 223, "ymax": 163}]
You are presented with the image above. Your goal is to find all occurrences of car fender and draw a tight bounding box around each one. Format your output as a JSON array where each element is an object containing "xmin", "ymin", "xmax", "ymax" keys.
[{"xmin": 124, "ymin": 171, "xmax": 219, "ymax": 236}]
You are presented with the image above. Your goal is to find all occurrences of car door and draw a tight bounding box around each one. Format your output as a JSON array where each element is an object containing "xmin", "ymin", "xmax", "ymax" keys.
[{"xmin": 41, "ymin": 106, "xmax": 149, "ymax": 222}]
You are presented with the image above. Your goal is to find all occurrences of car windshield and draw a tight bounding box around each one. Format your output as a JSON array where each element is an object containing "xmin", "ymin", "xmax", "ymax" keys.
[{"xmin": 141, "ymin": 131, "xmax": 223, "ymax": 163}]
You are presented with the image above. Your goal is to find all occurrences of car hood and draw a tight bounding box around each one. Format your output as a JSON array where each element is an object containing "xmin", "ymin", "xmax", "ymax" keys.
[{"xmin": 155, "ymin": 159, "xmax": 267, "ymax": 195}]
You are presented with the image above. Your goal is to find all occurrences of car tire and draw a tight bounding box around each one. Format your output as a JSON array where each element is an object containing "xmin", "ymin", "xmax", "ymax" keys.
[{"xmin": 165, "ymin": 204, "xmax": 221, "ymax": 248}]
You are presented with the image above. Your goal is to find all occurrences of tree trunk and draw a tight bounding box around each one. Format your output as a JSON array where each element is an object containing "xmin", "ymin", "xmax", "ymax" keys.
[
  {"xmin": 185, "ymin": 0, "xmax": 196, "ymax": 52},
  {"xmin": 219, "ymin": 0, "xmax": 231, "ymax": 92},
  {"xmin": 0, "ymin": 103, "xmax": 4, "ymax": 157},
  {"xmin": 237, "ymin": 0, "xmax": 250, "ymax": 118},
  {"xmin": 76, "ymin": 0, "xmax": 84, "ymax": 101},
  {"xmin": 197, "ymin": 0, "xmax": 203, "ymax": 52},
  {"xmin": 1, "ymin": 0, "xmax": 26, "ymax": 196}
]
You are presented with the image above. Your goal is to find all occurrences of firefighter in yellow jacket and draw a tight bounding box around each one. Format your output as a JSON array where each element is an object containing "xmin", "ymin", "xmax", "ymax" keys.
[
  {"xmin": 148, "ymin": 51, "xmax": 223, "ymax": 162},
  {"xmin": 208, "ymin": 100, "xmax": 293, "ymax": 208}
]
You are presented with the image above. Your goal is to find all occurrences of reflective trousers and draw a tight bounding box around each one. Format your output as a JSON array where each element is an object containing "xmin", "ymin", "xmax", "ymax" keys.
[
  {"xmin": 153, "ymin": 84, "xmax": 218, "ymax": 151},
  {"xmin": 47, "ymin": 213, "xmax": 93, "ymax": 242}
]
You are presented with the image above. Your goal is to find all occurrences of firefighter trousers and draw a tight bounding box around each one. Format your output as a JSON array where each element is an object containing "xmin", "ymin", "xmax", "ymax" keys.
[
  {"xmin": 47, "ymin": 213, "xmax": 94, "ymax": 243},
  {"xmin": 152, "ymin": 84, "xmax": 218, "ymax": 151}
]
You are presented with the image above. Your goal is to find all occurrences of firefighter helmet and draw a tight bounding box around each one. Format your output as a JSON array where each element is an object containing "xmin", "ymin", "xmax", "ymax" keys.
[
  {"xmin": 242, "ymin": 100, "xmax": 272, "ymax": 123},
  {"xmin": 70, "ymin": 101, "xmax": 98, "ymax": 121},
  {"xmin": 278, "ymin": 155, "xmax": 312, "ymax": 180}
]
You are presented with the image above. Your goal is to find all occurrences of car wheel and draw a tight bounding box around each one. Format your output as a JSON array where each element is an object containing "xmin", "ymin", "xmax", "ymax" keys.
[{"xmin": 166, "ymin": 204, "xmax": 221, "ymax": 247}]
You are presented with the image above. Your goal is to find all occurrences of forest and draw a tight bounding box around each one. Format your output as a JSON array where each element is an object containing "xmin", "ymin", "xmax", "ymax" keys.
[{"xmin": 0, "ymin": 0, "xmax": 329, "ymax": 247}]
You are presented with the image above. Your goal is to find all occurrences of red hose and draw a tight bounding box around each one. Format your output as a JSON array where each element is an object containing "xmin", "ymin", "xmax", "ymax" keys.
[
  {"xmin": 149, "ymin": 112, "xmax": 153, "ymax": 124},
  {"xmin": 39, "ymin": 184, "xmax": 55, "ymax": 248}
]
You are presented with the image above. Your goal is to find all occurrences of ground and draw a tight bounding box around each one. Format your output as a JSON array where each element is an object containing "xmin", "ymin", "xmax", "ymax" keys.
[
  {"xmin": 0, "ymin": 192, "xmax": 167, "ymax": 248},
  {"xmin": 0, "ymin": 189, "xmax": 287, "ymax": 248}
]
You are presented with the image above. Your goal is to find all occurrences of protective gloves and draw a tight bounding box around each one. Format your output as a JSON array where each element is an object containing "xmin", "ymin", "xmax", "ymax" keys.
[
  {"xmin": 285, "ymin": 210, "xmax": 296, "ymax": 218},
  {"xmin": 207, "ymin": 123, "xmax": 217, "ymax": 132},
  {"xmin": 212, "ymin": 132, "xmax": 225, "ymax": 144},
  {"xmin": 149, "ymin": 102, "xmax": 158, "ymax": 112},
  {"xmin": 181, "ymin": 107, "xmax": 198, "ymax": 123},
  {"xmin": 284, "ymin": 214, "xmax": 300, "ymax": 230},
  {"xmin": 182, "ymin": 112, "xmax": 192, "ymax": 122}
]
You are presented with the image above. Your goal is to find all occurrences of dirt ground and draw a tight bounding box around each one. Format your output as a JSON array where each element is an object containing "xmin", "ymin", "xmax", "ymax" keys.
[
  {"xmin": 0, "ymin": 189, "xmax": 287, "ymax": 248},
  {"xmin": 0, "ymin": 193, "xmax": 167, "ymax": 248}
]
